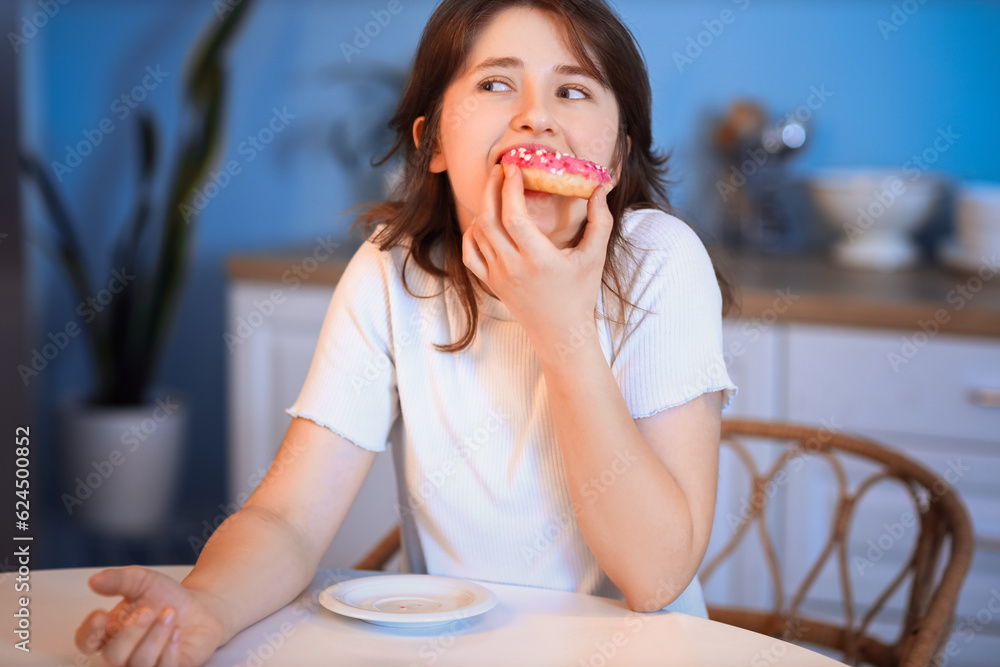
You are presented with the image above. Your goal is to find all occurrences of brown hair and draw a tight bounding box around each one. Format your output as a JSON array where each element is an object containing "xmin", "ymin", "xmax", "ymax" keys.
[{"xmin": 352, "ymin": 0, "xmax": 736, "ymax": 353}]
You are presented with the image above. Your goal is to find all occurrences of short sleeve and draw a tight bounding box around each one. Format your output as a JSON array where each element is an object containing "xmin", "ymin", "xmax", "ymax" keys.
[
  {"xmin": 285, "ymin": 240, "xmax": 399, "ymax": 453},
  {"xmin": 609, "ymin": 210, "xmax": 738, "ymax": 418}
]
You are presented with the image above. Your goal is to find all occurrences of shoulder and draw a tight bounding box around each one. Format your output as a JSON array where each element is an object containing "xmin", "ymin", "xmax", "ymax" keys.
[
  {"xmin": 346, "ymin": 224, "xmax": 414, "ymax": 284},
  {"xmin": 342, "ymin": 226, "xmax": 446, "ymax": 314},
  {"xmin": 617, "ymin": 207, "xmax": 715, "ymax": 277},
  {"xmin": 620, "ymin": 207, "xmax": 704, "ymax": 250}
]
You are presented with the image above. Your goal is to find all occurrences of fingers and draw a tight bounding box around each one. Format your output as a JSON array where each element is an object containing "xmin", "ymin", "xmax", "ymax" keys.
[
  {"xmin": 77, "ymin": 566, "xmax": 185, "ymax": 666},
  {"xmin": 578, "ymin": 182, "xmax": 614, "ymax": 258},
  {"xmin": 126, "ymin": 606, "xmax": 179, "ymax": 667},
  {"xmin": 76, "ymin": 608, "xmax": 109, "ymax": 654},
  {"xmin": 476, "ymin": 164, "xmax": 518, "ymax": 257},
  {"xmin": 478, "ymin": 163, "xmax": 503, "ymax": 223},
  {"xmin": 464, "ymin": 163, "xmax": 504, "ymax": 282},
  {"xmin": 500, "ymin": 164, "xmax": 550, "ymax": 257},
  {"xmin": 89, "ymin": 565, "xmax": 149, "ymax": 599},
  {"xmin": 462, "ymin": 223, "xmax": 488, "ymax": 283},
  {"xmin": 157, "ymin": 628, "xmax": 181, "ymax": 667},
  {"xmin": 100, "ymin": 604, "xmax": 153, "ymax": 666},
  {"xmin": 76, "ymin": 602, "xmax": 143, "ymax": 655},
  {"xmin": 499, "ymin": 163, "xmax": 530, "ymax": 223},
  {"xmin": 76, "ymin": 598, "xmax": 138, "ymax": 654},
  {"xmin": 100, "ymin": 605, "xmax": 178, "ymax": 667}
]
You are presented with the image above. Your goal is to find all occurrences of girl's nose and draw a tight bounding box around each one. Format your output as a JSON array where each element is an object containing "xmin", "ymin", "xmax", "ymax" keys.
[{"xmin": 510, "ymin": 80, "xmax": 554, "ymax": 134}]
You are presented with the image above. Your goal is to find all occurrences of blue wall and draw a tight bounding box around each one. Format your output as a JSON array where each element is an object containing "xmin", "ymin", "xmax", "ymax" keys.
[{"xmin": 19, "ymin": 0, "xmax": 999, "ymax": 564}]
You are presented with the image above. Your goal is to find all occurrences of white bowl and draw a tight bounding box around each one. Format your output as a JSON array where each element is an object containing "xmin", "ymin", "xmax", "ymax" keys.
[
  {"xmin": 807, "ymin": 169, "xmax": 943, "ymax": 234},
  {"xmin": 805, "ymin": 169, "xmax": 944, "ymax": 270}
]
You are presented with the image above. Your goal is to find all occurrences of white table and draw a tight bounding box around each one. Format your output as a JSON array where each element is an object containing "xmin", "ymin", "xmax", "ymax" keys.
[{"xmin": 2, "ymin": 565, "xmax": 848, "ymax": 666}]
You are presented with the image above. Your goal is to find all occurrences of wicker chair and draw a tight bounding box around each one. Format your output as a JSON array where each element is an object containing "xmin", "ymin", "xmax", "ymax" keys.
[
  {"xmin": 352, "ymin": 418, "xmax": 974, "ymax": 667},
  {"xmin": 703, "ymin": 419, "xmax": 974, "ymax": 667},
  {"xmin": 352, "ymin": 523, "xmax": 403, "ymax": 572}
]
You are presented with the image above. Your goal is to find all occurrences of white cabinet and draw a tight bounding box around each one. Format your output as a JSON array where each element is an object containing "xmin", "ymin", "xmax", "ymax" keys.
[
  {"xmin": 786, "ymin": 325, "xmax": 1000, "ymax": 442},
  {"xmin": 707, "ymin": 320, "xmax": 1000, "ymax": 666},
  {"xmin": 227, "ymin": 282, "xmax": 401, "ymax": 571}
]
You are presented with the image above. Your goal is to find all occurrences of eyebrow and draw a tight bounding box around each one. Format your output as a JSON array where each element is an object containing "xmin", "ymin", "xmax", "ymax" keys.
[{"xmin": 468, "ymin": 56, "xmax": 594, "ymax": 80}]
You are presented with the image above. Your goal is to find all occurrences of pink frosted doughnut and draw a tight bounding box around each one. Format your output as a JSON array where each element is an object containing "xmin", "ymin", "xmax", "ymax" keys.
[{"xmin": 501, "ymin": 147, "xmax": 611, "ymax": 199}]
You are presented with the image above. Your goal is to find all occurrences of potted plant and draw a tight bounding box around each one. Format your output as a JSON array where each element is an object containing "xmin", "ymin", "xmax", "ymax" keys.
[{"xmin": 19, "ymin": 1, "xmax": 255, "ymax": 536}]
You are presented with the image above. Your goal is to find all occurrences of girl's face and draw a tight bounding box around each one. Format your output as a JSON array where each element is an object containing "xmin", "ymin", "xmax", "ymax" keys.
[{"xmin": 415, "ymin": 7, "xmax": 622, "ymax": 249}]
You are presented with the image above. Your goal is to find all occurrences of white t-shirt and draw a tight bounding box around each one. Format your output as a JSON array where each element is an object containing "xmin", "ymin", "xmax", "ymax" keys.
[{"xmin": 286, "ymin": 207, "xmax": 738, "ymax": 617}]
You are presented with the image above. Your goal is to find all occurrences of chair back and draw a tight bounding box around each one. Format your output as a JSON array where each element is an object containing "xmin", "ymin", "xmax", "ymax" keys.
[{"xmin": 700, "ymin": 418, "xmax": 975, "ymax": 667}]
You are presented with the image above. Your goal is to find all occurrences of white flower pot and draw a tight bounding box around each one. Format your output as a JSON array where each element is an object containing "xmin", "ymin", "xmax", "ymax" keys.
[{"xmin": 58, "ymin": 392, "xmax": 188, "ymax": 537}]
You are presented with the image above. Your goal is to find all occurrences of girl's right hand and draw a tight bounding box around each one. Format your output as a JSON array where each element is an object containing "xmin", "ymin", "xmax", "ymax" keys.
[{"xmin": 75, "ymin": 565, "xmax": 228, "ymax": 667}]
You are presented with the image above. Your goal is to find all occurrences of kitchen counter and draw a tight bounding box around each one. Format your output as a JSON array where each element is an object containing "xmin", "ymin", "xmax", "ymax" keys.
[
  {"xmin": 225, "ymin": 243, "xmax": 1000, "ymax": 338},
  {"xmin": 719, "ymin": 249, "xmax": 999, "ymax": 338}
]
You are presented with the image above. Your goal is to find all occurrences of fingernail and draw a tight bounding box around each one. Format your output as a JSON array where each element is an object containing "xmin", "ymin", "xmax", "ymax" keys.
[
  {"xmin": 503, "ymin": 163, "xmax": 514, "ymax": 178},
  {"xmin": 171, "ymin": 628, "xmax": 180, "ymax": 644},
  {"xmin": 137, "ymin": 608, "xmax": 153, "ymax": 625},
  {"xmin": 161, "ymin": 607, "xmax": 175, "ymax": 624}
]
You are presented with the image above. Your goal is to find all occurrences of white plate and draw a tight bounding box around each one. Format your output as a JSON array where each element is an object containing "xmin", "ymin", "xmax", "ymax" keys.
[{"xmin": 318, "ymin": 575, "xmax": 498, "ymax": 628}]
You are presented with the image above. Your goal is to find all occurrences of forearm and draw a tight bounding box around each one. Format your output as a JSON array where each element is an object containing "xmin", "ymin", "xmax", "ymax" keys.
[
  {"xmin": 180, "ymin": 505, "xmax": 316, "ymax": 645},
  {"xmin": 533, "ymin": 326, "xmax": 700, "ymax": 611}
]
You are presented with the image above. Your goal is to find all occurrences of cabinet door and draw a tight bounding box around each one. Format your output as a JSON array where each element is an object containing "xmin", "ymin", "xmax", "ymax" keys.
[
  {"xmin": 720, "ymin": 319, "xmax": 786, "ymax": 420},
  {"xmin": 785, "ymin": 324, "xmax": 1000, "ymax": 442},
  {"xmin": 701, "ymin": 322, "xmax": 787, "ymax": 609},
  {"xmin": 227, "ymin": 282, "xmax": 400, "ymax": 570}
]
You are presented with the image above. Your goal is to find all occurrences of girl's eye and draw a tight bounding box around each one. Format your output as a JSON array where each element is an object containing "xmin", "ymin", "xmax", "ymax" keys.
[
  {"xmin": 559, "ymin": 87, "xmax": 589, "ymax": 100},
  {"xmin": 479, "ymin": 80, "xmax": 589, "ymax": 99},
  {"xmin": 480, "ymin": 79, "xmax": 512, "ymax": 93}
]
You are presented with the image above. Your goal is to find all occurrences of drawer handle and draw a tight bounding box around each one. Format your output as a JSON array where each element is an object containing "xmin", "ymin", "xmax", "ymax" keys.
[{"xmin": 967, "ymin": 387, "xmax": 1000, "ymax": 409}]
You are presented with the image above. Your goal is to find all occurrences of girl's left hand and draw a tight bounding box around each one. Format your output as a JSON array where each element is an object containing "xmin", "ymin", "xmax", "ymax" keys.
[{"xmin": 462, "ymin": 162, "xmax": 614, "ymax": 353}]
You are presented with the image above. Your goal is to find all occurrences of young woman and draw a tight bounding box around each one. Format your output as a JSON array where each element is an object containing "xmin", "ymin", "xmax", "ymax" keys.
[{"xmin": 75, "ymin": 2, "xmax": 737, "ymax": 665}]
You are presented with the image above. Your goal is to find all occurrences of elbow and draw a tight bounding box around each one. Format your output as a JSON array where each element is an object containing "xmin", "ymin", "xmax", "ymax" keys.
[
  {"xmin": 622, "ymin": 552, "xmax": 702, "ymax": 613},
  {"xmin": 624, "ymin": 590, "xmax": 670, "ymax": 613},
  {"xmin": 623, "ymin": 571, "xmax": 696, "ymax": 613},
  {"xmin": 622, "ymin": 510, "xmax": 705, "ymax": 612},
  {"xmin": 625, "ymin": 596, "xmax": 660, "ymax": 613}
]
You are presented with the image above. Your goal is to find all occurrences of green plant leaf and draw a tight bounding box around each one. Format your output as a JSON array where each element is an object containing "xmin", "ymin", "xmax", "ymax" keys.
[
  {"xmin": 132, "ymin": 0, "xmax": 255, "ymax": 402},
  {"xmin": 18, "ymin": 152, "xmax": 114, "ymax": 396},
  {"xmin": 106, "ymin": 114, "xmax": 158, "ymax": 404},
  {"xmin": 19, "ymin": 0, "xmax": 256, "ymax": 407}
]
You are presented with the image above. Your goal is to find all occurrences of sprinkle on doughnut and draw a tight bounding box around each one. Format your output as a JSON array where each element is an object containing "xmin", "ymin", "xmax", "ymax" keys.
[
  {"xmin": 502, "ymin": 148, "xmax": 610, "ymax": 183},
  {"xmin": 501, "ymin": 147, "xmax": 611, "ymax": 198}
]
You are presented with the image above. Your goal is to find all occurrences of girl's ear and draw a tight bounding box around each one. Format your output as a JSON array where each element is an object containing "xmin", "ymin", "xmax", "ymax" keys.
[
  {"xmin": 413, "ymin": 116, "xmax": 447, "ymax": 173},
  {"xmin": 611, "ymin": 136, "xmax": 631, "ymax": 188}
]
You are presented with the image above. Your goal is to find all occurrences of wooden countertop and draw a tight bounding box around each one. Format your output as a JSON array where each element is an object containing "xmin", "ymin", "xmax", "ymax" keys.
[
  {"xmin": 226, "ymin": 241, "xmax": 361, "ymax": 288},
  {"xmin": 720, "ymin": 250, "xmax": 999, "ymax": 338},
  {"xmin": 226, "ymin": 244, "xmax": 1000, "ymax": 338}
]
